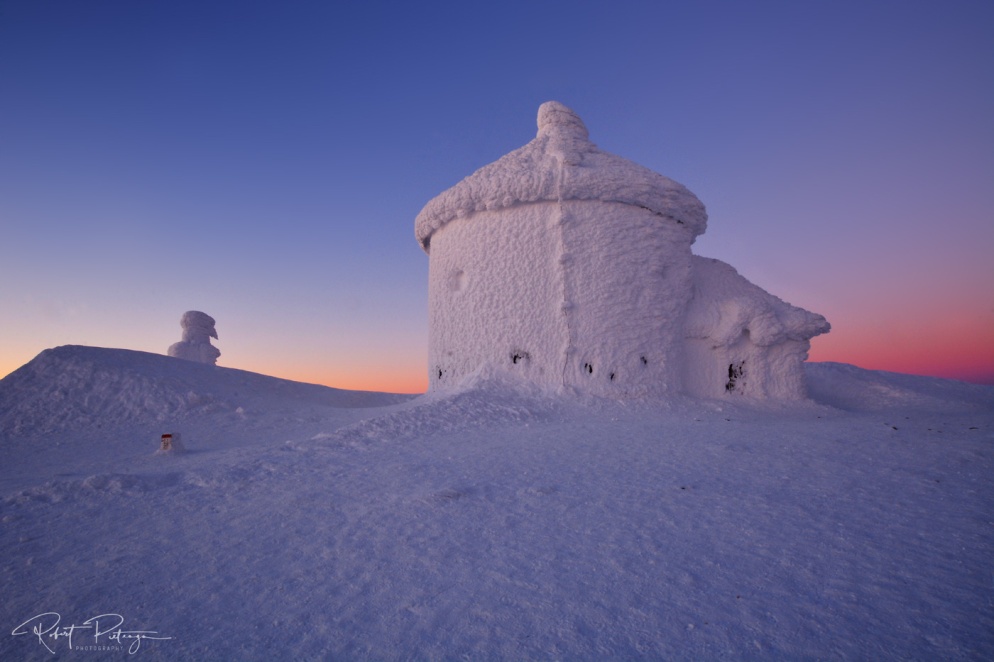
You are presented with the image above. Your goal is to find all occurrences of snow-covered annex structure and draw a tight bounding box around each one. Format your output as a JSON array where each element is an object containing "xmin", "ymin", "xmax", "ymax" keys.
[{"xmin": 415, "ymin": 102, "xmax": 830, "ymax": 400}]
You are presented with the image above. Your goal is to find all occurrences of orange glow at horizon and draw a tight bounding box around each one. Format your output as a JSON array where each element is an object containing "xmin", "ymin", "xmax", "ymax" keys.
[
  {"xmin": 275, "ymin": 367, "xmax": 428, "ymax": 395},
  {"xmin": 231, "ymin": 353, "xmax": 429, "ymax": 394},
  {"xmin": 2, "ymin": 325, "xmax": 992, "ymax": 391}
]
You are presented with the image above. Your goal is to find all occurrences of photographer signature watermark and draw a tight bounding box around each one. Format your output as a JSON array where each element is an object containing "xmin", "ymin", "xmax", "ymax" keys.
[{"xmin": 12, "ymin": 612, "xmax": 172, "ymax": 654}]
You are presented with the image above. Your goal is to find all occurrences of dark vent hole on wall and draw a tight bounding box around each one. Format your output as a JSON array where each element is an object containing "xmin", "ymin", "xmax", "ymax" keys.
[{"xmin": 725, "ymin": 361, "xmax": 745, "ymax": 392}]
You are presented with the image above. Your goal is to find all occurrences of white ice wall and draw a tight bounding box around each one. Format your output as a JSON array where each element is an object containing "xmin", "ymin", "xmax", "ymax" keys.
[
  {"xmin": 427, "ymin": 198, "xmax": 699, "ymax": 397},
  {"xmin": 558, "ymin": 201, "xmax": 695, "ymax": 397},
  {"xmin": 428, "ymin": 204, "xmax": 567, "ymax": 391}
]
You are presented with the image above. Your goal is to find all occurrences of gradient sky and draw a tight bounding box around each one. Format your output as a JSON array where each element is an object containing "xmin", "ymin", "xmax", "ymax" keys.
[{"xmin": 1, "ymin": 0, "xmax": 992, "ymax": 393}]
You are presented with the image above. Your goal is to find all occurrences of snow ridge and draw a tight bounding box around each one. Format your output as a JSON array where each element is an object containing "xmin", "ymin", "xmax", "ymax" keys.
[
  {"xmin": 805, "ymin": 362, "xmax": 994, "ymax": 412},
  {"xmin": 0, "ymin": 345, "xmax": 412, "ymax": 437}
]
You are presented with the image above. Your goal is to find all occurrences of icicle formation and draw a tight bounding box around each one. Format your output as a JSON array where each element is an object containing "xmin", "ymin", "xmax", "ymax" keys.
[{"xmin": 167, "ymin": 311, "xmax": 221, "ymax": 365}]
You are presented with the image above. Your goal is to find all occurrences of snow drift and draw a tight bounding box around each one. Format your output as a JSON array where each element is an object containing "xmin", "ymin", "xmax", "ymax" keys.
[
  {"xmin": 1, "ymin": 348, "xmax": 992, "ymax": 660},
  {"xmin": 0, "ymin": 345, "xmax": 412, "ymax": 438}
]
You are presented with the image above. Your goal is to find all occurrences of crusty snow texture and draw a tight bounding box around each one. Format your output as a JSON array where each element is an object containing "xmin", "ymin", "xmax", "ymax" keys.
[
  {"xmin": 685, "ymin": 256, "xmax": 831, "ymax": 399},
  {"xmin": 167, "ymin": 310, "xmax": 220, "ymax": 365},
  {"xmin": 1, "ymin": 348, "xmax": 992, "ymax": 660},
  {"xmin": 0, "ymin": 346, "xmax": 406, "ymax": 439},
  {"xmin": 427, "ymin": 200, "xmax": 696, "ymax": 398},
  {"xmin": 415, "ymin": 102, "xmax": 707, "ymax": 250},
  {"xmin": 417, "ymin": 102, "xmax": 828, "ymax": 399}
]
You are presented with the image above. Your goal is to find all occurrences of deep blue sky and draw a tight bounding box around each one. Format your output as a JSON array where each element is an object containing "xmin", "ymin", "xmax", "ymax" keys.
[{"xmin": 2, "ymin": 0, "xmax": 992, "ymax": 390}]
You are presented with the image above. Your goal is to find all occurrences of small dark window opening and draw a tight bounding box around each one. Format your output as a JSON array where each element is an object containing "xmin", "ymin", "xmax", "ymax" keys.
[{"xmin": 725, "ymin": 361, "xmax": 745, "ymax": 392}]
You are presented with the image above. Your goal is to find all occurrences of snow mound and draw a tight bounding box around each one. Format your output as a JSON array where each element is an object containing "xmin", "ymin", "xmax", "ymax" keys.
[
  {"xmin": 0, "ymin": 345, "xmax": 413, "ymax": 437},
  {"xmin": 329, "ymin": 371, "xmax": 563, "ymax": 449},
  {"xmin": 805, "ymin": 361, "xmax": 994, "ymax": 412}
]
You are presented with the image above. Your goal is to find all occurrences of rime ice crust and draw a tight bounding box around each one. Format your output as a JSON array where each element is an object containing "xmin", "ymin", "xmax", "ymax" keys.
[
  {"xmin": 167, "ymin": 310, "xmax": 221, "ymax": 365},
  {"xmin": 418, "ymin": 102, "xmax": 829, "ymax": 399},
  {"xmin": 415, "ymin": 101, "xmax": 707, "ymax": 252},
  {"xmin": 684, "ymin": 257, "xmax": 831, "ymax": 399}
]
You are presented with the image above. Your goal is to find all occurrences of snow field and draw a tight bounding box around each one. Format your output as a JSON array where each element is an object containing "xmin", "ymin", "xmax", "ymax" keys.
[{"xmin": 2, "ymin": 349, "xmax": 992, "ymax": 659}]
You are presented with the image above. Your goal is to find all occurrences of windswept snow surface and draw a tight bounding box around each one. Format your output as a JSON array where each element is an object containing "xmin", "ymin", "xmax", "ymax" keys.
[
  {"xmin": 0, "ymin": 346, "xmax": 413, "ymax": 494},
  {"xmin": 1, "ymin": 348, "xmax": 992, "ymax": 660}
]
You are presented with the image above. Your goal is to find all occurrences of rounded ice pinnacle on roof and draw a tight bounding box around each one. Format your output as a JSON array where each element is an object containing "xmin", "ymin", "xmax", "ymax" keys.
[
  {"xmin": 537, "ymin": 101, "xmax": 589, "ymax": 141},
  {"xmin": 415, "ymin": 101, "xmax": 708, "ymax": 251}
]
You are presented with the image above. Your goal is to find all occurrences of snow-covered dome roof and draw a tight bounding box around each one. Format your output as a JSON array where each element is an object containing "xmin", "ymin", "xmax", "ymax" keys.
[{"xmin": 416, "ymin": 101, "xmax": 708, "ymax": 252}]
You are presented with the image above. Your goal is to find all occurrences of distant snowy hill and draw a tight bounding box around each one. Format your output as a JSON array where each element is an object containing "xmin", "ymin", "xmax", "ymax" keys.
[
  {"xmin": 2, "ymin": 347, "xmax": 992, "ymax": 660},
  {"xmin": 0, "ymin": 346, "xmax": 415, "ymax": 495},
  {"xmin": 0, "ymin": 345, "xmax": 412, "ymax": 436},
  {"xmin": 806, "ymin": 360, "xmax": 994, "ymax": 412}
]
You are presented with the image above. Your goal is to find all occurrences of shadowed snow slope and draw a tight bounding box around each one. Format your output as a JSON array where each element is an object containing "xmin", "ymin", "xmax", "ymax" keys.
[
  {"xmin": 1, "ymin": 349, "xmax": 992, "ymax": 660},
  {"xmin": 0, "ymin": 345, "xmax": 413, "ymax": 437},
  {"xmin": 0, "ymin": 346, "xmax": 417, "ymax": 494}
]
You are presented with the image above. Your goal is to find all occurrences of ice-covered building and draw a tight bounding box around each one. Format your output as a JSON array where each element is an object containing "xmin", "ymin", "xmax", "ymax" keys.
[
  {"xmin": 415, "ymin": 101, "xmax": 829, "ymax": 399},
  {"xmin": 167, "ymin": 310, "xmax": 221, "ymax": 366}
]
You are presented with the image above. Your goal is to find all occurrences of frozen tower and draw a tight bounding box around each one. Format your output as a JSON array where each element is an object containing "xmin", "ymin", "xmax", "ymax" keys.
[
  {"xmin": 167, "ymin": 310, "xmax": 221, "ymax": 365},
  {"xmin": 415, "ymin": 101, "xmax": 829, "ymax": 399}
]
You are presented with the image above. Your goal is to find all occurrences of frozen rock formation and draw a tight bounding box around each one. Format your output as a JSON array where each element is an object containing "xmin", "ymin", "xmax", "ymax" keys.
[
  {"xmin": 416, "ymin": 101, "xmax": 829, "ymax": 400},
  {"xmin": 167, "ymin": 310, "xmax": 221, "ymax": 365}
]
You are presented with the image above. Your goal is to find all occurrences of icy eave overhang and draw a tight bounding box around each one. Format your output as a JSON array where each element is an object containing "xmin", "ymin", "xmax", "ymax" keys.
[{"xmin": 415, "ymin": 101, "xmax": 708, "ymax": 252}]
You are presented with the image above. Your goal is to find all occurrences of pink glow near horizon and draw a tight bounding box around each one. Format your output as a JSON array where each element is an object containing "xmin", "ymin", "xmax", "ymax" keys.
[
  {"xmin": 809, "ymin": 315, "xmax": 994, "ymax": 385},
  {"xmin": 2, "ymin": 320, "xmax": 991, "ymax": 393}
]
